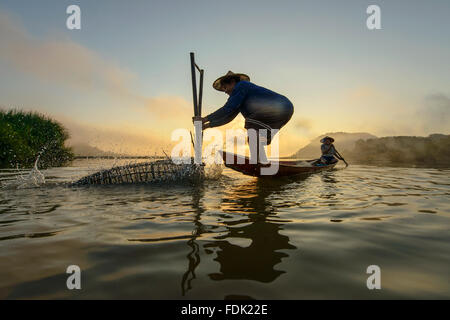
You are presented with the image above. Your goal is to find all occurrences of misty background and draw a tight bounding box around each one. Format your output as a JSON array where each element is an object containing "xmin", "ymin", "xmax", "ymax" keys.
[{"xmin": 0, "ymin": 0, "xmax": 449, "ymax": 156}]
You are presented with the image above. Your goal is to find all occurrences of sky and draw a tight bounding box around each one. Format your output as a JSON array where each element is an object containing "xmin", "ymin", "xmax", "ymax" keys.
[{"xmin": 0, "ymin": 0, "xmax": 449, "ymax": 156}]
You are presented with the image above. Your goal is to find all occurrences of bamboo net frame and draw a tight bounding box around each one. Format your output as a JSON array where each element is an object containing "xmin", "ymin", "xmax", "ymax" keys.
[{"xmin": 72, "ymin": 160, "xmax": 204, "ymax": 186}]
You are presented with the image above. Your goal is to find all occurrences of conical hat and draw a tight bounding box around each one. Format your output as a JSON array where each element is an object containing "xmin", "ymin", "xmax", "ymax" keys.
[
  {"xmin": 320, "ymin": 136, "xmax": 335, "ymax": 143},
  {"xmin": 213, "ymin": 71, "xmax": 250, "ymax": 91}
]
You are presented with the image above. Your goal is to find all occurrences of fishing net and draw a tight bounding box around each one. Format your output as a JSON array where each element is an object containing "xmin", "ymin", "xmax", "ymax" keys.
[{"xmin": 72, "ymin": 159, "xmax": 204, "ymax": 186}]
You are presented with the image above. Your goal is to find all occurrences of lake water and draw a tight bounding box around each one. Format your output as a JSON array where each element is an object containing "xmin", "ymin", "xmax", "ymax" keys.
[{"xmin": 1, "ymin": 158, "xmax": 449, "ymax": 299}]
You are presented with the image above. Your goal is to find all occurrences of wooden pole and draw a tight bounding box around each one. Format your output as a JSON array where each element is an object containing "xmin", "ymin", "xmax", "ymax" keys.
[
  {"xmin": 198, "ymin": 69, "xmax": 204, "ymax": 116},
  {"xmin": 190, "ymin": 52, "xmax": 203, "ymax": 165},
  {"xmin": 190, "ymin": 52, "xmax": 198, "ymax": 116}
]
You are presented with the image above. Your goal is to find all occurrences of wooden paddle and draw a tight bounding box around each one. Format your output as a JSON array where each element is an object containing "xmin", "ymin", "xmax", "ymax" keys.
[{"xmin": 334, "ymin": 149, "xmax": 349, "ymax": 167}]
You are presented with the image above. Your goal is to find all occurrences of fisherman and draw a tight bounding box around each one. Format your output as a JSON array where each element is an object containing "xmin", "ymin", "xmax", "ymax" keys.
[
  {"xmin": 193, "ymin": 71, "xmax": 294, "ymax": 163},
  {"xmin": 320, "ymin": 136, "xmax": 339, "ymax": 164}
]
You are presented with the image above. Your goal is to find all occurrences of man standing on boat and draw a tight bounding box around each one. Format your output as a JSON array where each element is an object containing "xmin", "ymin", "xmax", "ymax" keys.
[{"xmin": 194, "ymin": 71, "xmax": 294, "ymax": 163}]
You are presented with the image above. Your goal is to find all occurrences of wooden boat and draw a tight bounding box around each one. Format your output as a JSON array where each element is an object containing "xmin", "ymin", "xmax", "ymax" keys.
[{"xmin": 221, "ymin": 151, "xmax": 338, "ymax": 177}]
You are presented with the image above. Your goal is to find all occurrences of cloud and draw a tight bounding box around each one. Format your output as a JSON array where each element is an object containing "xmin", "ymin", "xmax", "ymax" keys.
[
  {"xmin": 140, "ymin": 96, "xmax": 193, "ymax": 129},
  {"xmin": 372, "ymin": 92, "xmax": 450, "ymax": 137},
  {"xmin": 0, "ymin": 10, "xmax": 193, "ymax": 120},
  {"xmin": 0, "ymin": 11, "xmax": 136, "ymax": 95},
  {"xmin": 293, "ymin": 117, "xmax": 313, "ymax": 133},
  {"xmin": 3, "ymin": 9, "xmax": 446, "ymax": 157},
  {"xmin": 0, "ymin": 10, "xmax": 196, "ymax": 152},
  {"xmin": 58, "ymin": 115, "xmax": 171, "ymax": 156},
  {"xmin": 418, "ymin": 93, "xmax": 450, "ymax": 134}
]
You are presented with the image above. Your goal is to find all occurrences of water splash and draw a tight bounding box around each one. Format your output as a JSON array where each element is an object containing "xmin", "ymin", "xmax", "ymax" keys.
[
  {"xmin": 204, "ymin": 162, "xmax": 223, "ymax": 180},
  {"xmin": 1, "ymin": 147, "xmax": 225, "ymax": 188},
  {"xmin": 204, "ymin": 150, "xmax": 224, "ymax": 179},
  {"xmin": 71, "ymin": 148, "xmax": 226, "ymax": 186},
  {"xmin": 1, "ymin": 154, "xmax": 46, "ymax": 189}
]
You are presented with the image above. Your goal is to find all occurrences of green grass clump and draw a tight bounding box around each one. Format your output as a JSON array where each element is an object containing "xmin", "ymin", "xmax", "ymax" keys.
[{"xmin": 0, "ymin": 109, "xmax": 74, "ymax": 168}]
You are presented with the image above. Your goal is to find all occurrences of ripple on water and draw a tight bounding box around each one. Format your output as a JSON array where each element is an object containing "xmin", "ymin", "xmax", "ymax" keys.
[{"xmin": 0, "ymin": 162, "xmax": 449, "ymax": 299}]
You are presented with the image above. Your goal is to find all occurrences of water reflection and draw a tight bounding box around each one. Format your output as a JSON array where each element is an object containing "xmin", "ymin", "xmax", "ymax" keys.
[
  {"xmin": 180, "ymin": 177, "xmax": 305, "ymax": 295},
  {"xmin": 205, "ymin": 178, "xmax": 298, "ymax": 283},
  {"xmin": 181, "ymin": 184, "xmax": 205, "ymax": 296},
  {"xmin": 319, "ymin": 171, "xmax": 338, "ymax": 200},
  {"xmin": 1, "ymin": 162, "xmax": 449, "ymax": 299},
  {"xmin": 321, "ymin": 171, "xmax": 338, "ymax": 185}
]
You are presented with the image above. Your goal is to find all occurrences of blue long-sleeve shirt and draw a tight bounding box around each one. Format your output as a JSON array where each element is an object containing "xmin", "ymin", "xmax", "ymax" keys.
[
  {"xmin": 321, "ymin": 144, "xmax": 336, "ymax": 156},
  {"xmin": 206, "ymin": 81, "xmax": 294, "ymax": 130}
]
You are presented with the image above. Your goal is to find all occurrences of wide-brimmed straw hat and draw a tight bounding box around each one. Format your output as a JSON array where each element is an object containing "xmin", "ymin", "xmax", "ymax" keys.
[
  {"xmin": 320, "ymin": 136, "xmax": 335, "ymax": 143},
  {"xmin": 213, "ymin": 71, "xmax": 250, "ymax": 91}
]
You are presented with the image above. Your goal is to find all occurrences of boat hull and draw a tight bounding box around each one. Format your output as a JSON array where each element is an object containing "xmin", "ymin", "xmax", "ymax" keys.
[{"xmin": 221, "ymin": 151, "xmax": 337, "ymax": 177}]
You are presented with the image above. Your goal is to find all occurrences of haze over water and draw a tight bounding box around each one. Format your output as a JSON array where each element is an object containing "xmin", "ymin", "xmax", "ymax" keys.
[{"xmin": 1, "ymin": 159, "xmax": 449, "ymax": 299}]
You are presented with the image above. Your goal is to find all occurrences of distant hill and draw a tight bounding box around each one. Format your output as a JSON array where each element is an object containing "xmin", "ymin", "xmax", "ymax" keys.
[
  {"xmin": 292, "ymin": 132, "xmax": 377, "ymax": 158},
  {"xmin": 70, "ymin": 143, "xmax": 123, "ymax": 157},
  {"xmin": 345, "ymin": 134, "xmax": 450, "ymax": 167}
]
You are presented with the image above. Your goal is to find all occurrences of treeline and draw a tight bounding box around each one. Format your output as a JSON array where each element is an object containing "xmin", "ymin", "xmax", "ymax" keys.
[
  {"xmin": 343, "ymin": 134, "xmax": 450, "ymax": 167},
  {"xmin": 0, "ymin": 109, "xmax": 74, "ymax": 168}
]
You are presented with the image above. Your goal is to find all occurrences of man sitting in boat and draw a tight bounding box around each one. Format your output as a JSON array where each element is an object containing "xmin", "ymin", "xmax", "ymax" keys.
[
  {"xmin": 194, "ymin": 71, "xmax": 294, "ymax": 163},
  {"xmin": 320, "ymin": 136, "xmax": 339, "ymax": 164}
]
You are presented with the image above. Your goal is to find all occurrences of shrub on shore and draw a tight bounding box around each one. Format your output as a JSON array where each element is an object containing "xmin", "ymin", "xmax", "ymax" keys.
[{"xmin": 0, "ymin": 109, "xmax": 74, "ymax": 168}]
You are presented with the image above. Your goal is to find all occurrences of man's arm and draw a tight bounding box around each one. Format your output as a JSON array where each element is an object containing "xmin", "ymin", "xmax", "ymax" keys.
[
  {"xmin": 204, "ymin": 83, "xmax": 247, "ymax": 128},
  {"xmin": 330, "ymin": 144, "xmax": 337, "ymax": 155}
]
